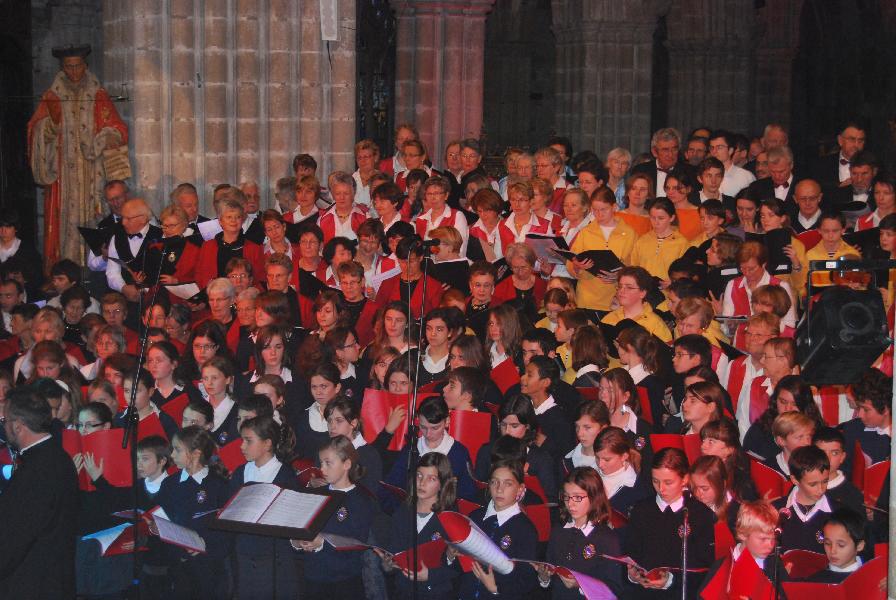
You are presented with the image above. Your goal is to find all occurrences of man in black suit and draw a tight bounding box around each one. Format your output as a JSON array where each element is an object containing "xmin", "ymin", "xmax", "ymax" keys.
[
  {"xmin": 170, "ymin": 182, "xmax": 210, "ymax": 231},
  {"xmin": 812, "ymin": 121, "xmax": 867, "ymax": 191},
  {"xmin": 789, "ymin": 179, "xmax": 826, "ymax": 233},
  {"xmin": 824, "ymin": 150, "xmax": 878, "ymax": 228},
  {"xmin": 742, "ymin": 146, "xmax": 797, "ymax": 206},
  {"xmin": 631, "ymin": 127, "xmax": 695, "ymax": 198},
  {"xmin": 0, "ymin": 387, "xmax": 79, "ymax": 599}
]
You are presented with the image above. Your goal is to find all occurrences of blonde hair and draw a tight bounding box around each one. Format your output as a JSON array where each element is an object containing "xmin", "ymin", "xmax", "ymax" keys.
[
  {"xmin": 429, "ymin": 226, "xmax": 463, "ymax": 253},
  {"xmin": 772, "ymin": 411, "xmax": 814, "ymax": 440},
  {"xmin": 735, "ymin": 499, "xmax": 779, "ymax": 541}
]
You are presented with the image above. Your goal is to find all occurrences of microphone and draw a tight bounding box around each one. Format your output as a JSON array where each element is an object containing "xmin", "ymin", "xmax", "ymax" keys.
[{"xmin": 420, "ymin": 238, "xmax": 441, "ymax": 254}]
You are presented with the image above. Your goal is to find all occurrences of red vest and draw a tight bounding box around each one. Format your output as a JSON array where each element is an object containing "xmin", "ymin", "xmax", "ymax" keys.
[
  {"xmin": 729, "ymin": 274, "xmax": 781, "ymax": 316},
  {"xmin": 726, "ymin": 356, "xmax": 748, "ymax": 412},
  {"xmin": 748, "ymin": 377, "xmax": 771, "ymax": 423}
]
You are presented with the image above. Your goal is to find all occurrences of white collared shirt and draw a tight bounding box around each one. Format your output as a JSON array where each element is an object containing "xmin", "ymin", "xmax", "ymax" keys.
[
  {"xmin": 864, "ymin": 424, "xmax": 891, "ymax": 437},
  {"xmin": 179, "ymin": 467, "xmax": 209, "ymax": 485},
  {"xmin": 490, "ymin": 343, "xmax": 508, "ymax": 367},
  {"xmin": 600, "ymin": 464, "xmax": 639, "ymax": 498},
  {"xmin": 18, "ymin": 434, "xmax": 52, "ymax": 455},
  {"xmin": 827, "ymin": 470, "xmax": 845, "ymax": 490},
  {"xmin": 422, "ymin": 348, "xmax": 448, "ymax": 374},
  {"xmin": 722, "ymin": 269, "xmax": 797, "ymax": 328},
  {"xmin": 471, "ymin": 220, "xmax": 504, "ymax": 259},
  {"xmin": 249, "ymin": 367, "xmax": 293, "ymax": 384},
  {"xmin": 307, "ymin": 402, "xmax": 328, "ymax": 433},
  {"xmin": 244, "ymin": 457, "xmax": 283, "ymax": 484},
  {"xmin": 574, "ymin": 364, "xmax": 601, "ymax": 380},
  {"xmin": 419, "ymin": 207, "xmax": 469, "ymax": 254},
  {"xmin": 721, "ymin": 164, "xmax": 755, "ymax": 198},
  {"xmin": 342, "ymin": 362, "xmax": 357, "ymax": 381},
  {"xmin": 784, "ymin": 487, "xmax": 832, "ymax": 522},
  {"xmin": 351, "ymin": 433, "xmax": 366, "ymax": 449},
  {"xmin": 263, "ymin": 238, "xmax": 293, "ymax": 259},
  {"xmin": 656, "ymin": 494, "xmax": 686, "ymax": 513},
  {"xmin": 211, "ymin": 395, "xmax": 235, "ymax": 432},
  {"xmin": 106, "ymin": 223, "xmax": 152, "ymax": 292},
  {"xmin": 798, "ymin": 210, "xmax": 822, "ymax": 231},
  {"xmin": 618, "ymin": 405, "xmax": 639, "ymax": 433},
  {"xmin": 838, "ymin": 153, "xmax": 851, "ymax": 183},
  {"xmin": 0, "ymin": 238, "xmax": 21, "ymax": 262},
  {"xmin": 774, "ymin": 175, "xmax": 794, "ymax": 201},
  {"xmin": 502, "ymin": 213, "xmax": 541, "ymax": 243},
  {"xmin": 323, "ymin": 205, "xmax": 364, "ymax": 241},
  {"xmin": 352, "ymin": 170, "xmax": 374, "ymax": 214},
  {"xmin": 416, "ymin": 511, "xmax": 434, "ymax": 532},
  {"xmin": 625, "ymin": 363, "xmax": 649, "ymax": 385},
  {"xmin": 565, "ymin": 444, "xmax": 597, "ymax": 469},
  {"xmin": 563, "ymin": 520, "xmax": 595, "ymax": 537},
  {"xmin": 483, "ymin": 500, "xmax": 522, "ymax": 526},
  {"xmin": 290, "ymin": 205, "xmax": 319, "ymax": 225},
  {"xmin": 830, "ymin": 556, "xmax": 862, "ymax": 573},
  {"xmin": 144, "ymin": 471, "xmax": 168, "ymax": 494},
  {"xmin": 417, "ymin": 432, "xmax": 455, "ymax": 457},
  {"xmin": 533, "ymin": 395, "xmax": 557, "ymax": 416},
  {"xmin": 775, "ymin": 452, "xmax": 791, "ymax": 476}
]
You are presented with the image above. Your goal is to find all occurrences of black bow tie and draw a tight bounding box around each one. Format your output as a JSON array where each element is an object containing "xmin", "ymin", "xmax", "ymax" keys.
[
  {"xmin": 775, "ymin": 181, "xmax": 789, "ymax": 189},
  {"xmin": 840, "ymin": 158, "xmax": 850, "ymax": 166},
  {"xmin": 128, "ymin": 232, "xmax": 143, "ymax": 240}
]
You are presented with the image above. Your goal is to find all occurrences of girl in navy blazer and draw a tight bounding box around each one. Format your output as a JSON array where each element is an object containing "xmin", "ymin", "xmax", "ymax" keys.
[
  {"xmin": 156, "ymin": 426, "xmax": 232, "ymax": 599},
  {"xmin": 291, "ymin": 435, "xmax": 374, "ymax": 600},
  {"xmin": 227, "ymin": 415, "xmax": 299, "ymax": 600}
]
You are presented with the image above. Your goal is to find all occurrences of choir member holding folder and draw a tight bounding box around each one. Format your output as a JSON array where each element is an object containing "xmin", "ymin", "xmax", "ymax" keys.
[{"xmin": 381, "ymin": 453, "xmax": 458, "ymax": 600}]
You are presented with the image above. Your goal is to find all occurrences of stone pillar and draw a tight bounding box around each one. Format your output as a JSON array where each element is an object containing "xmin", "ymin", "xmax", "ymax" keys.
[
  {"xmin": 393, "ymin": 0, "xmax": 496, "ymax": 169},
  {"xmin": 752, "ymin": 0, "xmax": 803, "ymax": 133},
  {"xmin": 103, "ymin": 0, "xmax": 356, "ymax": 214},
  {"xmin": 552, "ymin": 0, "xmax": 669, "ymax": 157},
  {"xmin": 665, "ymin": 0, "xmax": 756, "ymax": 136}
]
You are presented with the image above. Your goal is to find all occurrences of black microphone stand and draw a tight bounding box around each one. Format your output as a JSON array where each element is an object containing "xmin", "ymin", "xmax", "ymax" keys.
[
  {"xmin": 405, "ymin": 242, "xmax": 433, "ymax": 600},
  {"xmin": 771, "ymin": 528, "xmax": 783, "ymax": 600},
  {"xmin": 680, "ymin": 506, "xmax": 689, "ymax": 600},
  {"xmin": 121, "ymin": 235, "xmax": 166, "ymax": 600}
]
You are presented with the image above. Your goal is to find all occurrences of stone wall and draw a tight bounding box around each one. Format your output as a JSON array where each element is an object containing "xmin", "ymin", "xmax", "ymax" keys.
[{"xmin": 102, "ymin": 0, "xmax": 356, "ymax": 214}]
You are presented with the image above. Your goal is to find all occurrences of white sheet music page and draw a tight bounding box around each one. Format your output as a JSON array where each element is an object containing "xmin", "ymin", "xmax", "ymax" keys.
[
  {"xmin": 218, "ymin": 483, "xmax": 282, "ymax": 524},
  {"xmin": 153, "ymin": 516, "xmax": 207, "ymax": 553},
  {"xmin": 258, "ymin": 489, "xmax": 330, "ymax": 529}
]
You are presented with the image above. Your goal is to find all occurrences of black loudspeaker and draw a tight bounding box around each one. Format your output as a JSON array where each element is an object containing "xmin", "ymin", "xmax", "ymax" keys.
[{"xmin": 796, "ymin": 286, "xmax": 892, "ymax": 385}]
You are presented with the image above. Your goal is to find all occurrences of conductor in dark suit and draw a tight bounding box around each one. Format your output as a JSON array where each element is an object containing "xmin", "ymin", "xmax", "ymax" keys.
[
  {"xmin": 631, "ymin": 127, "xmax": 696, "ymax": 198},
  {"xmin": 742, "ymin": 146, "xmax": 797, "ymax": 206},
  {"xmin": 0, "ymin": 387, "xmax": 79, "ymax": 599},
  {"xmin": 811, "ymin": 121, "xmax": 867, "ymax": 191}
]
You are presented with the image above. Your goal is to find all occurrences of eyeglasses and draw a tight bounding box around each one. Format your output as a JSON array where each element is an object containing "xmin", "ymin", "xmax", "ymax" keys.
[
  {"xmin": 560, "ymin": 494, "xmax": 588, "ymax": 503},
  {"xmin": 193, "ymin": 343, "xmax": 218, "ymax": 352}
]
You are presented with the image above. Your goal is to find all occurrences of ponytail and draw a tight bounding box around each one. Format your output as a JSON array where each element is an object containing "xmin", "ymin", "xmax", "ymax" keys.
[
  {"xmin": 320, "ymin": 435, "xmax": 366, "ymax": 484},
  {"xmin": 240, "ymin": 415, "xmax": 296, "ymax": 462}
]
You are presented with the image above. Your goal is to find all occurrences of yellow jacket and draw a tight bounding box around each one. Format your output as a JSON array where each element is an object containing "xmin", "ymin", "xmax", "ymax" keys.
[
  {"xmin": 602, "ymin": 302, "xmax": 673, "ymax": 342},
  {"xmin": 568, "ymin": 219, "xmax": 636, "ymax": 310},
  {"xmin": 630, "ymin": 230, "xmax": 690, "ymax": 281}
]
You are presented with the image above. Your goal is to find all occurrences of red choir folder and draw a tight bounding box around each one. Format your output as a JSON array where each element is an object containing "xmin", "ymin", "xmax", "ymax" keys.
[
  {"xmin": 749, "ymin": 459, "xmax": 793, "ymax": 500},
  {"xmin": 115, "ymin": 386, "xmax": 127, "ymax": 411},
  {"xmin": 714, "ymin": 520, "xmax": 736, "ymax": 560},
  {"xmin": 217, "ymin": 439, "xmax": 247, "ymax": 472},
  {"xmin": 359, "ymin": 389, "xmax": 436, "ymax": 451},
  {"xmin": 457, "ymin": 498, "xmax": 481, "ymax": 516},
  {"xmin": 160, "ymin": 393, "xmax": 190, "ymax": 425},
  {"xmin": 861, "ymin": 460, "xmax": 890, "ymax": 507},
  {"xmin": 576, "ymin": 387, "xmax": 599, "ymax": 402},
  {"xmin": 418, "ymin": 380, "xmax": 445, "ymax": 394},
  {"xmin": 82, "ymin": 522, "xmax": 144, "ymax": 557},
  {"xmin": 781, "ymin": 556, "xmax": 887, "ymax": 600},
  {"xmin": 521, "ymin": 503, "xmax": 552, "ymax": 542},
  {"xmin": 796, "ymin": 229, "xmax": 822, "ymax": 251},
  {"xmin": 137, "ymin": 413, "xmax": 168, "ymax": 441},
  {"xmin": 62, "ymin": 428, "xmax": 133, "ymax": 491},
  {"xmin": 649, "ymin": 433, "xmax": 701, "ymax": 464},
  {"xmin": 600, "ymin": 553, "xmax": 709, "ymax": 582},
  {"xmin": 609, "ymin": 510, "xmax": 629, "ymax": 529},
  {"xmin": 490, "ymin": 359, "xmax": 520, "ymax": 395},
  {"xmin": 698, "ymin": 548, "xmax": 780, "ymax": 599},
  {"xmin": 378, "ymin": 480, "xmax": 409, "ymax": 502},
  {"xmin": 781, "ymin": 549, "xmax": 828, "ymax": 579},
  {"xmin": 524, "ymin": 475, "xmax": 549, "ymax": 504},
  {"xmin": 448, "ymin": 409, "xmax": 491, "ymax": 467},
  {"xmin": 322, "ymin": 533, "xmax": 447, "ymax": 572},
  {"xmin": 636, "ymin": 386, "xmax": 654, "ymax": 426}
]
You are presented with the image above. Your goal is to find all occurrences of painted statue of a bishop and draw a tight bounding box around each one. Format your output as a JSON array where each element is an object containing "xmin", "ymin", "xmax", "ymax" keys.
[{"xmin": 27, "ymin": 45, "xmax": 129, "ymax": 265}]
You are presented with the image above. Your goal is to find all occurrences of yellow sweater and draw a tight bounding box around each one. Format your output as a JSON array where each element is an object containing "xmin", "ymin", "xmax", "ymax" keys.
[
  {"xmin": 630, "ymin": 230, "xmax": 690, "ymax": 281},
  {"xmin": 568, "ymin": 219, "xmax": 636, "ymax": 311}
]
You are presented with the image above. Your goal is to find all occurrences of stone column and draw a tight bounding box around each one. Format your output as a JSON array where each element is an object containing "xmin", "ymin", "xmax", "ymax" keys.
[
  {"xmin": 665, "ymin": 0, "xmax": 756, "ymax": 136},
  {"xmin": 752, "ymin": 0, "xmax": 803, "ymax": 133},
  {"xmin": 551, "ymin": 0, "xmax": 669, "ymax": 157},
  {"xmin": 393, "ymin": 0, "xmax": 496, "ymax": 169},
  {"xmin": 103, "ymin": 0, "xmax": 356, "ymax": 214}
]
